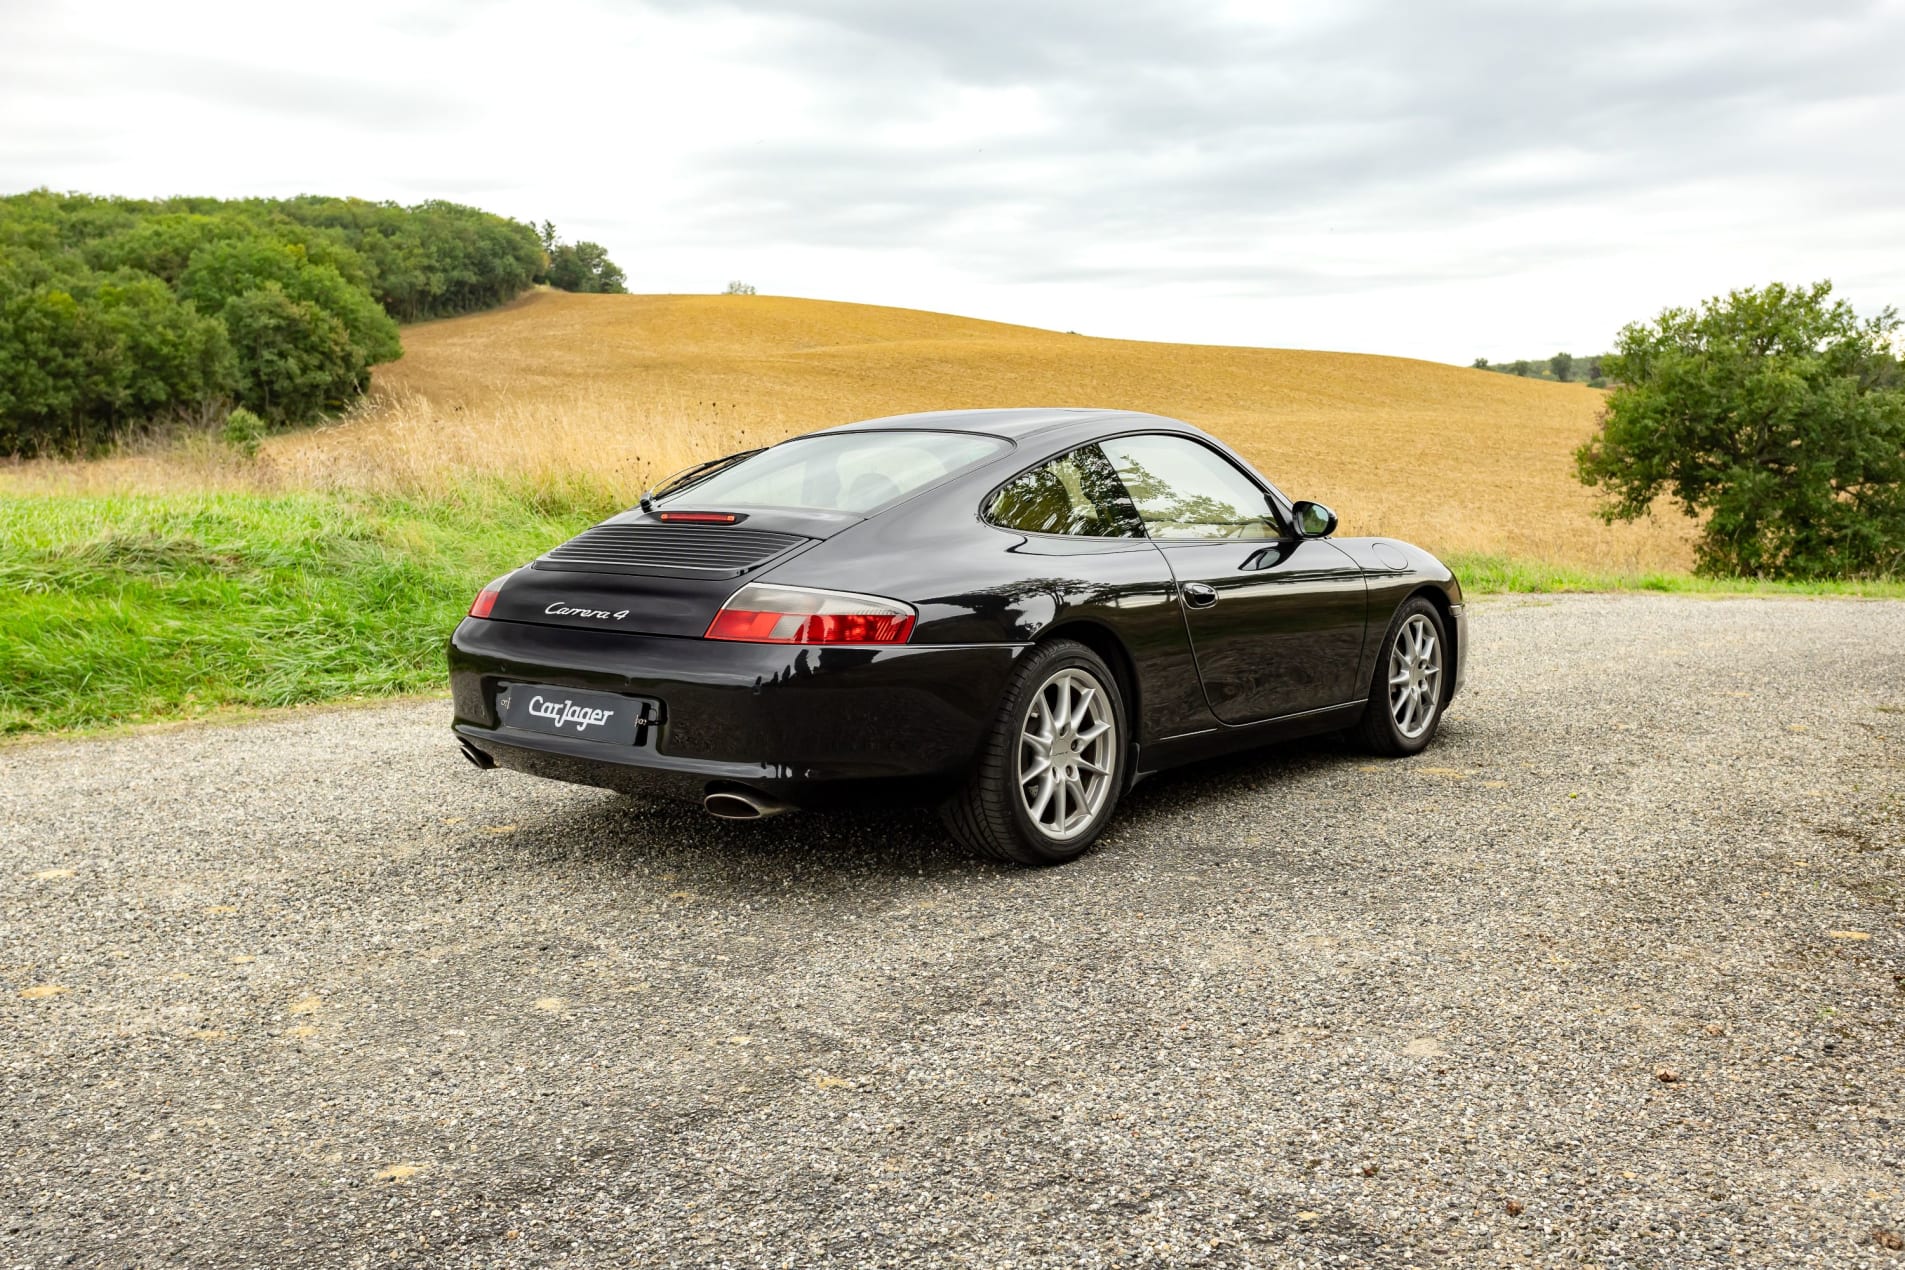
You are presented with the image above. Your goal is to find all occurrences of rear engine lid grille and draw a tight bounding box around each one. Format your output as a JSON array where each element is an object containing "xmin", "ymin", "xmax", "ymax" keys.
[{"xmin": 533, "ymin": 521, "xmax": 807, "ymax": 580}]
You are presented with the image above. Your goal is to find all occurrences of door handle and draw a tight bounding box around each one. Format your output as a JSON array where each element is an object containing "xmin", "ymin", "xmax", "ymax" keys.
[{"xmin": 1181, "ymin": 582, "xmax": 1218, "ymax": 609}]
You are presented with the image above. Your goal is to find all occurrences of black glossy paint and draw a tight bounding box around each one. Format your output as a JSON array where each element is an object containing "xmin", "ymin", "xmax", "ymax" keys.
[
  {"xmin": 448, "ymin": 408, "xmax": 1466, "ymax": 808},
  {"xmin": 1154, "ymin": 536, "xmax": 1367, "ymax": 723}
]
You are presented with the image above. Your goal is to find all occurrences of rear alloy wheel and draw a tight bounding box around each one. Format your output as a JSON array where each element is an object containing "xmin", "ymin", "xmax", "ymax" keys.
[
  {"xmin": 939, "ymin": 639, "xmax": 1126, "ymax": 865},
  {"xmin": 1353, "ymin": 596, "xmax": 1449, "ymax": 756}
]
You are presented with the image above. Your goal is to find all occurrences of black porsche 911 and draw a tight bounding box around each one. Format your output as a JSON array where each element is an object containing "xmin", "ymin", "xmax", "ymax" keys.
[{"xmin": 449, "ymin": 408, "xmax": 1466, "ymax": 864}]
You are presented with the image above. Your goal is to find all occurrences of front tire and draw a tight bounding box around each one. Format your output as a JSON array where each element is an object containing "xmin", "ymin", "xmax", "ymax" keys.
[
  {"xmin": 1352, "ymin": 597, "xmax": 1449, "ymax": 756},
  {"xmin": 939, "ymin": 639, "xmax": 1126, "ymax": 865}
]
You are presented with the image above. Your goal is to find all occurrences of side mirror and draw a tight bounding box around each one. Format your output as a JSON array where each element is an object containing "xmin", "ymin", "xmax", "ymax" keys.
[{"xmin": 1291, "ymin": 500, "xmax": 1338, "ymax": 538}]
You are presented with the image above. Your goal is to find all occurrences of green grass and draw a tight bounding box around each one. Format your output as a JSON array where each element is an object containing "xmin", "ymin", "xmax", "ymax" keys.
[
  {"xmin": 0, "ymin": 486, "xmax": 611, "ymax": 735},
  {"xmin": 1, "ymin": 494, "xmax": 1898, "ymax": 737},
  {"xmin": 1446, "ymin": 552, "xmax": 1905, "ymax": 599}
]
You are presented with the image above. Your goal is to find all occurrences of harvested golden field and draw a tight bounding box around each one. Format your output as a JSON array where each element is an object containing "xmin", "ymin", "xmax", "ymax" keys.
[
  {"xmin": 24, "ymin": 289, "xmax": 1697, "ymax": 571},
  {"xmin": 354, "ymin": 290, "xmax": 1692, "ymax": 570}
]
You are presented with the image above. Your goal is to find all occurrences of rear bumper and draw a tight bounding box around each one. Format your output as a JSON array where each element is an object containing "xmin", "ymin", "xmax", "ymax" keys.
[{"xmin": 447, "ymin": 618, "xmax": 1024, "ymax": 807}]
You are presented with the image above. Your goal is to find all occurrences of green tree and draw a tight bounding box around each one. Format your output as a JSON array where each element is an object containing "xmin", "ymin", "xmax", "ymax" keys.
[
  {"xmin": 1575, "ymin": 281, "xmax": 1905, "ymax": 579},
  {"xmin": 178, "ymin": 238, "xmax": 399, "ymax": 423},
  {"xmin": 1510, "ymin": 360, "xmax": 1532, "ymax": 377},
  {"xmin": 0, "ymin": 266, "xmax": 233, "ymax": 454},
  {"xmin": 1471, "ymin": 356, "xmax": 1489, "ymax": 369},
  {"xmin": 0, "ymin": 280, "xmax": 91, "ymax": 453},
  {"xmin": 546, "ymin": 240, "xmax": 627, "ymax": 294},
  {"xmin": 1550, "ymin": 351, "xmax": 1574, "ymax": 382},
  {"xmin": 217, "ymin": 284, "xmax": 363, "ymax": 423},
  {"xmin": 179, "ymin": 238, "xmax": 398, "ymax": 364},
  {"xmin": 86, "ymin": 273, "xmax": 236, "ymax": 423},
  {"xmin": 83, "ymin": 213, "xmax": 236, "ymax": 283},
  {"xmin": 0, "ymin": 190, "xmax": 545, "ymax": 453}
]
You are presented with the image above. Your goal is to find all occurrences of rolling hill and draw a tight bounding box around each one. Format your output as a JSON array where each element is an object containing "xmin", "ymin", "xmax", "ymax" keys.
[{"xmin": 303, "ymin": 289, "xmax": 1690, "ymax": 572}]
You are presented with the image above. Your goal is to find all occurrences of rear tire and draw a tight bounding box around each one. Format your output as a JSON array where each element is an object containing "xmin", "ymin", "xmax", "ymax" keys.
[
  {"xmin": 1352, "ymin": 597, "xmax": 1449, "ymax": 756},
  {"xmin": 939, "ymin": 639, "xmax": 1127, "ymax": 865}
]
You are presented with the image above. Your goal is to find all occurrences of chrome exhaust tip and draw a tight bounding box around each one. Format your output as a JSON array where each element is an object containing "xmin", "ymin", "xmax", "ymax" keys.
[
  {"xmin": 703, "ymin": 790, "xmax": 795, "ymax": 821},
  {"xmin": 459, "ymin": 738, "xmax": 496, "ymax": 770}
]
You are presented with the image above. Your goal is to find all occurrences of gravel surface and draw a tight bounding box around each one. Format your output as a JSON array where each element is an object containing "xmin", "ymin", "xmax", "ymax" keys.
[{"xmin": 3, "ymin": 593, "xmax": 1902, "ymax": 1268}]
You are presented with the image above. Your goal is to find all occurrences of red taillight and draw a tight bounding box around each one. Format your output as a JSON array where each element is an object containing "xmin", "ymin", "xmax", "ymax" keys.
[
  {"xmin": 708, "ymin": 609, "xmax": 915, "ymax": 644},
  {"xmin": 657, "ymin": 511, "xmax": 742, "ymax": 524},
  {"xmin": 705, "ymin": 584, "xmax": 916, "ymax": 646},
  {"xmin": 468, "ymin": 574, "xmax": 510, "ymax": 619}
]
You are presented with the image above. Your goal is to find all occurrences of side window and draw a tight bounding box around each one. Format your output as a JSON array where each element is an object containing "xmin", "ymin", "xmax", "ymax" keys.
[
  {"xmin": 987, "ymin": 444, "xmax": 1142, "ymax": 538},
  {"xmin": 1098, "ymin": 435, "xmax": 1278, "ymax": 540}
]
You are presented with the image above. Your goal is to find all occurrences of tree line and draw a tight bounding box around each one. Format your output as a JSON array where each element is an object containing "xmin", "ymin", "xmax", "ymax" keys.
[
  {"xmin": 1471, "ymin": 352, "xmax": 1608, "ymax": 386},
  {"xmin": 536, "ymin": 222, "xmax": 628, "ymax": 295},
  {"xmin": 0, "ymin": 192, "xmax": 624, "ymax": 455}
]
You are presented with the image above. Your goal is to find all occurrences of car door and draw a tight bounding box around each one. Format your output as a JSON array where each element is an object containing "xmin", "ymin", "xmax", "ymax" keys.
[
  {"xmin": 981, "ymin": 442, "xmax": 1211, "ymax": 743},
  {"xmin": 1097, "ymin": 433, "xmax": 1368, "ymax": 725}
]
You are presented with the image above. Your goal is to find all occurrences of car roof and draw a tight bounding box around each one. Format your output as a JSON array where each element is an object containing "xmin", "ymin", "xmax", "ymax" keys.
[
  {"xmin": 817, "ymin": 407, "xmax": 1189, "ymax": 441},
  {"xmin": 786, "ymin": 407, "xmax": 1292, "ymax": 517}
]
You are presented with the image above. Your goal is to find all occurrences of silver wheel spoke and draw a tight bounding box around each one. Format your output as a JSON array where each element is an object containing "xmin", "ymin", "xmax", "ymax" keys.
[
  {"xmin": 1028, "ymin": 770, "xmax": 1056, "ymax": 821},
  {"xmin": 1067, "ymin": 775, "xmax": 1087, "ymax": 830},
  {"xmin": 1388, "ymin": 614, "xmax": 1443, "ymax": 739},
  {"xmin": 1016, "ymin": 665, "xmax": 1118, "ymax": 843},
  {"xmin": 1070, "ymin": 686, "xmax": 1096, "ymax": 729}
]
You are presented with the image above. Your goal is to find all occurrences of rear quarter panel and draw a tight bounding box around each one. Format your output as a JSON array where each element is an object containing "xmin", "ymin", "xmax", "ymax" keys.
[{"xmin": 755, "ymin": 480, "xmax": 1215, "ymax": 746}]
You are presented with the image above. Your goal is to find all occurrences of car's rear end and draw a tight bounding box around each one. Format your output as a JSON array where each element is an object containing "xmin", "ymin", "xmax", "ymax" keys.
[{"xmin": 448, "ymin": 429, "xmax": 1023, "ymax": 814}]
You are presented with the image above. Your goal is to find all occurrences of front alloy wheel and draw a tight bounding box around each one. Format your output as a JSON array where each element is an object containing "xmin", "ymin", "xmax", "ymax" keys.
[
  {"xmin": 1354, "ymin": 596, "xmax": 1449, "ymax": 756},
  {"xmin": 941, "ymin": 639, "xmax": 1126, "ymax": 865},
  {"xmin": 1388, "ymin": 612, "xmax": 1443, "ymax": 740}
]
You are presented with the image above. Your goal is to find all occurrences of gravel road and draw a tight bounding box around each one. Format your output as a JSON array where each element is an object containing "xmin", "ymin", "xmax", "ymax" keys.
[{"xmin": 3, "ymin": 594, "xmax": 1902, "ymax": 1268}]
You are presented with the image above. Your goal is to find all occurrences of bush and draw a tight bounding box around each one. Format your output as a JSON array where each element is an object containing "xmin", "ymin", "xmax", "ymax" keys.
[
  {"xmin": 222, "ymin": 407, "xmax": 266, "ymax": 457},
  {"xmin": 0, "ymin": 264, "xmax": 236, "ymax": 455},
  {"xmin": 0, "ymin": 191, "xmax": 544, "ymax": 455},
  {"xmin": 725, "ymin": 281, "xmax": 757, "ymax": 295},
  {"xmin": 1575, "ymin": 281, "xmax": 1905, "ymax": 579}
]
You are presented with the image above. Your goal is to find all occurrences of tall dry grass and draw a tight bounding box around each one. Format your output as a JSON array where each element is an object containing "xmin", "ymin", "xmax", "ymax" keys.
[
  {"xmin": 270, "ymin": 389, "xmax": 771, "ymax": 503},
  {"xmin": 2, "ymin": 290, "xmax": 1698, "ymax": 572},
  {"xmin": 1, "ymin": 390, "xmax": 769, "ymax": 505}
]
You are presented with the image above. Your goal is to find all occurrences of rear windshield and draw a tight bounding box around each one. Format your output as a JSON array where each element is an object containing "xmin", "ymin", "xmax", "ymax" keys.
[{"xmin": 660, "ymin": 430, "xmax": 1009, "ymax": 514}]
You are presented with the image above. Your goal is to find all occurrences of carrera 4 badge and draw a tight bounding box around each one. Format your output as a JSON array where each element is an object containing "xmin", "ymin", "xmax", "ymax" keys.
[{"xmin": 544, "ymin": 602, "xmax": 631, "ymax": 621}]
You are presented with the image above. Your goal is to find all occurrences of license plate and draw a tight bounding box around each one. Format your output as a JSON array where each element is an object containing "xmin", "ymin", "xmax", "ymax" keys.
[{"xmin": 495, "ymin": 684, "xmax": 654, "ymax": 746}]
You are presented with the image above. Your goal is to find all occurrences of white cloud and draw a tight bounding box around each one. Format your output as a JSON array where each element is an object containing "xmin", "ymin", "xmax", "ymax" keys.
[{"xmin": 2, "ymin": 0, "xmax": 1901, "ymax": 362}]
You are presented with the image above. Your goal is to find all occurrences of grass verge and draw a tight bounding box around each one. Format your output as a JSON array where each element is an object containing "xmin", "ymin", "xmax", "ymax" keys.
[
  {"xmin": 0, "ymin": 486, "xmax": 611, "ymax": 735},
  {"xmin": 2, "ymin": 494, "xmax": 1897, "ymax": 737},
  {"xmin": 1446, "ymin": 553, "xmax": 1905, "ymax": 599}
]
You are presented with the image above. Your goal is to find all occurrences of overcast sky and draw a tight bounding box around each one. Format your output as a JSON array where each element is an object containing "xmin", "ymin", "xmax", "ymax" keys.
[{"xmin": 3, "ymin": 0, "xmax": 1901, "ymax": 361}]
